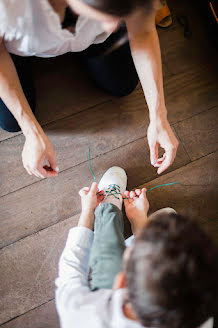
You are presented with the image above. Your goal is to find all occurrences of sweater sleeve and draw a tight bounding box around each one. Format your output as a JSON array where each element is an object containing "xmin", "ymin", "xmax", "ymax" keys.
[{"xmin": 55, "ymin": 227, "xmax": 94, "ymax": 314}]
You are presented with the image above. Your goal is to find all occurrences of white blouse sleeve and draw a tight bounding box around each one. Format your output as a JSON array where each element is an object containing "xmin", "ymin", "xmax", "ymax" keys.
[{"xmin": 0, "ymin": 0, "xmax": 30, "ymax": 41}]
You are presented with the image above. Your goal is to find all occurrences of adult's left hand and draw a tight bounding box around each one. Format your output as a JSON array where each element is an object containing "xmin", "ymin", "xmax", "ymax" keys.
[{"xmin": 147, "ymin": 116, "xmax": 179, "ymax": 174}]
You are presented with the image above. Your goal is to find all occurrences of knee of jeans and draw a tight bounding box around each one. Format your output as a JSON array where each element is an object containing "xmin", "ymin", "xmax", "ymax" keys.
[
  {"xmin": 0, "ymin": 119, "xmax": 21, "ymax": 132},
  {"xmin": 107, "ymin": 79, "xmax": 138, "ymax": 97}
]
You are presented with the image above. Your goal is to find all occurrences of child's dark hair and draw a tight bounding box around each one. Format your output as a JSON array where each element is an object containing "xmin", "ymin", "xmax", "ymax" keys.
[
  {"xmin": 83, "ymin": 0, "xmax": 154, "ymax": 16},
  {"xmin": 125, "ymin": 213, "xmax": 218, "ymax": 328}
]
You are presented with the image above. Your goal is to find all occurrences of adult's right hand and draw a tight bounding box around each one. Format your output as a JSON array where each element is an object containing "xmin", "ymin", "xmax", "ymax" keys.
[{"xmin": 22, "ymin": 131, "xmax": 59, "ymax": 178}]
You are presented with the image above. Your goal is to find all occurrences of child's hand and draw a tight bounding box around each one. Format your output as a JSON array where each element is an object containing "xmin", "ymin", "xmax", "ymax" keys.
[
  {"xmin": 78, "ymin": 182, "xmax": 104, "ymax": 230},
  {"xmin": 79, "ymin": 182, "xmax": 104, "ymax": 215},
  {"xmin": 122, "ymin": 188, "xmax": 149, "ymax": 235}
]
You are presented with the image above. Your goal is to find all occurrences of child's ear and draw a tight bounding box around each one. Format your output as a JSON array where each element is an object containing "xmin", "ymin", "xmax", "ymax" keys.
[{"xmin": 112, "ymin": 272, "xmax": 126, "ymax": 290}]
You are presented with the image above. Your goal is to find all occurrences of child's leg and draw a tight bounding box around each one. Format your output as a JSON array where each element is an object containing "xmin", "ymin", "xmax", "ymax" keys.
[{"xmin": 89, "ymin": 203, "xmax": 126, "ymax": 290}]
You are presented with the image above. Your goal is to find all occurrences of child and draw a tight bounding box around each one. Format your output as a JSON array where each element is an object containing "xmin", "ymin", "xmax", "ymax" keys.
[{"xmin": 55, "ymin": 167, "xmax": 218, "ymax": 328}]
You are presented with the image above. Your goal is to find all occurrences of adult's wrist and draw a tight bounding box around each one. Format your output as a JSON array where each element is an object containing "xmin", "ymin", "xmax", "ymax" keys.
[
  {"xmin": 14, "ymin": 102, "xmax": 44, "ymax": 139},
  {"xmin": 22, "ymin": 118, "xmax": 44, "ymax": 139},
  {"xmin": 149, "ymin": 106, "xmax": 167, "ymax": 123}
]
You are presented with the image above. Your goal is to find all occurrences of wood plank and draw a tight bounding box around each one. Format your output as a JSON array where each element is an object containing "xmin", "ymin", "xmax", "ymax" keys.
[
  {"xmin": 1, "ymin": 300, "xmax": 58, "ymax": 328},
  {"xmin": 0, "ymin": 42, "xmax": 173, "ymax": 144},
  {"xmin": 0, "ymin": 152, "xmax": 216, "ymax": 325},
  {"xmin": 164, "ymin": 65, "xmax": 218, "ymax": 124},
  {"xmin": 158, "ymin": 9, "xmax": 218, "ymax": 77},
  {"xmin": 174, "ymin": 107, "xmax": 218, "ymax": 160},
  {"xmin": 1, "ymin": 60, "xmax": 217, "ymax": 197},
  {"xmin": 32, "ymin": 55, "xmax": 113, "ymax": 124},
  {"xmin": 2, "ymin": 14, "xmax": 217, "ymax": 145},
  {"xmin": 0, "ymin": 87, "xmax": 147, "ymax": 197},
  {"xmin": 0, "ymin": 55, "xmax": 112, "ymax": 142},
  {"xmin": 139, "ymin": 152, "xmax": 218, "ymax": 240},
  {"xmin": 0, "ymin": 130, "xmax": 21, "ymax": 143},
  {"xmin": 0, "ymin": 137, "xmax": 190, "ymax": 248},
  {"xmin": 0, "ymin": 215, "xmax": 77, "ymax": 325}
]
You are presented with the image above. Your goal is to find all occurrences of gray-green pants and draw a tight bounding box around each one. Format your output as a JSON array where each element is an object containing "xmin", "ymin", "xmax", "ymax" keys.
[
  {"xmin": 89, "ymin": 204, "xmax": 176, "ymax": 290},
  {"xmin": 89, "ymin": 203, "xmax": 126, "ymax": 290}
]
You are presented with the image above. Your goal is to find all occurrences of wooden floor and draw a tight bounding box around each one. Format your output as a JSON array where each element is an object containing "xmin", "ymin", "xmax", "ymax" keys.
[{"xmin": 0, "ymin": 1, "xmax": 218, "ymax": 327}]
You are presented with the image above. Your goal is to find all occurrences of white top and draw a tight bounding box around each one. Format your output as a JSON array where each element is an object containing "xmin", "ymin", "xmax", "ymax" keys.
[
  {"xmin": 55, "ymin": 227, "xmax": 214, "ymax": 328},
  {"xmin": 0, "ymin": 0, "xmax": 109, "ymax": 57}
]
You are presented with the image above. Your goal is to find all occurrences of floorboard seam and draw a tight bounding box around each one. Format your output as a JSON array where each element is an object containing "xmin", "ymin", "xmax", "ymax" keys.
[
  {"xmin": 0, "ymin": 135, "xmax": 147, "ymax": 199},
  {"xmin": 4, "ymin": 101, "xmax": 216, "ymax": 199},
  {"xmin": 1, "ymin": 150, "xmax": 217, "ymax": 251},
  {"xmin": 0, "ymin": 103, "xmax": 215, "ymax": 146},
  {"xmin": 0, "ymin": 99, "xmax": 111, "ymax": 143},
  {"xmin": 0, "ymin": 298, "xmax": 54, "ymax": 327},
  {"xmin": 173, "ymin": 127, "xmax": 192, "ymax": 162},
  {"xmin": 171, "ymin": 106, "xmax": 217, "ymax": 126}
]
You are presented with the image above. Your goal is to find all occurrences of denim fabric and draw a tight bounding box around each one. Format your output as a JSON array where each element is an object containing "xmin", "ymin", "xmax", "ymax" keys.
[{"xmin": 0, "ymin": 54, "xmax": 35, "ymax": 132}]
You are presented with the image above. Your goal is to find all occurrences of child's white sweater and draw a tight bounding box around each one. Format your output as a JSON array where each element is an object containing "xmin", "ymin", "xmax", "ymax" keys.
[{"xmin": 55, "ymin": 227, "xmax": 213, "ymax": 328}]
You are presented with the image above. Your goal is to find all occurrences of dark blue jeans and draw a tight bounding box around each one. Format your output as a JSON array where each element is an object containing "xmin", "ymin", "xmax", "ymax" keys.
[
  {"xmin": 0, "ymin": 54, "xmax": 36, "ymax": 132},
  {"xmin": 0, "ymin": 26, "xmax": 138, "ymax": 132}
]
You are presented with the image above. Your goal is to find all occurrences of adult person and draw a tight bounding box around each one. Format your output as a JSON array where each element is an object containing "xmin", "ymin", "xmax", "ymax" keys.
[{"xmin": 0, "ymin": 0, "xmax": 178, "ymax": 178}]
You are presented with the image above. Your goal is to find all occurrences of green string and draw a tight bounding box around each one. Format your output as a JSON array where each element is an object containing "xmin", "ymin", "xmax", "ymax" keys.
[
  {"xmin": 146, "ymin": 182, "xmax": 182, "ymax": 193},
  {"xmin": 89, "ymin": 148, "xmax": 96, "ymax": 182},
  {"xmin": 88, "ymin": 148, "xmax": 182, "ymax": 199}
]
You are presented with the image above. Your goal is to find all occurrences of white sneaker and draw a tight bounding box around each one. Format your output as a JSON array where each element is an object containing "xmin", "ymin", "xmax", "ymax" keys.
[{"xmin": 98, "ymin": 166, "xmax": 127, "ymax": 210}]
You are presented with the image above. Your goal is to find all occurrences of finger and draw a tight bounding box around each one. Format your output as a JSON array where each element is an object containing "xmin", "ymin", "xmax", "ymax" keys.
[
  {"xmin": 97, "ymin": 194, "xmax": 104, "ymax": 203},
  {"xmin": 38, "ymin": 166, "xmax": 58, "ymax": 178},
  {"xmin": 97, "ymin": 192, "xmax": 104, "ymax": 199},
  {"xmin": 79, "ymin": 187, "xmax": 90, "ymax": 196},
  {"xmin": 157, "ymin": 148, "xmax": 176, "ymax": 175},
  {"xmin": 140, "ymin": 188, "xmax": 147, "ymax": 199},
  {"xmin": 79, "ymin": 189, "xmax": 87, "ymax": 197},
  {"xmin": 90, "ymin": 182, "xmax": 98, "ymax": 194},
  {"xmin": 47, "ymin": 153, "xmax": 59, "ymax": 173},
  {"xmin": 32, "ymin": 169, "xmax": 45, "ymax": 179},
  {"xmin": 123, "ymin": 198, "xmax": 130, "ymax": 206},
  {"xmin": 82, "ymin": 187, "xmax": 90, "ymax": 192},
  {"xmin": 43, "ymin": 165, "xmax": 58, "ymax": 177},
  {"xmin": 135, "ymin": 189, "xmax": 141, "ymax": 196},
  {"xmin": 157, "ymin": 153, "xmax": 166, "ymax": 163},
  {"xmin": 150, "ymin": 143, "xmax": 159, "ymax": 166},
  {"xmin": 130, "ymin": 191, "xmax": 136, "ymax": 199},
  {"xmin": 154, "ymin": 154, "xmax": 166, "ymax": 167},
  {"xmin": 124, "ymin": 191, "xmax": 130, "ymax": 197},
  {"xmin": 24, "ymin": 165, "xmax": 32, "ymax": 176},
  {"xmin": 122, "ymin": 192, "xmax": 129, "ymax": 200}
]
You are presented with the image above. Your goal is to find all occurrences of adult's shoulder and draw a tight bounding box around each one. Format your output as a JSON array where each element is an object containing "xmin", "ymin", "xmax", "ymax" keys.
[{"xmin": 0, "ymin": 0, "xmax": 30, "ymax": 41}]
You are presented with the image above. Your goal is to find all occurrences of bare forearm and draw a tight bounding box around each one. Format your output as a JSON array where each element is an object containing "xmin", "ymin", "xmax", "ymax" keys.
[
  {"xmin": 131, "ymin": 218, "xmax": 148, "ymax": 236},
  {"xmin": 78, "ymin": 211, "xmax": 95, "ymax": 230},
  {"xmin": 129, "ymin": 28, "xmax": 167, "ymax": 122},
  {"xmin": 0, "ymin": 40, "xmax": 57, "ymax": 178},
  {"xmin": 126, "ymin": 13, "xmax": 178, "ymax": 173},
  {"xmin": 0, "ymin": 40, "xmax": 41, "ymax": 137}
]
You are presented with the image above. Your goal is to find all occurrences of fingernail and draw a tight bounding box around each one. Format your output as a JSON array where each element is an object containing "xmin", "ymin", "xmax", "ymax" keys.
[{"xmin": 55, "ymin": 166, "xmax": 60, "ymax": 172}]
